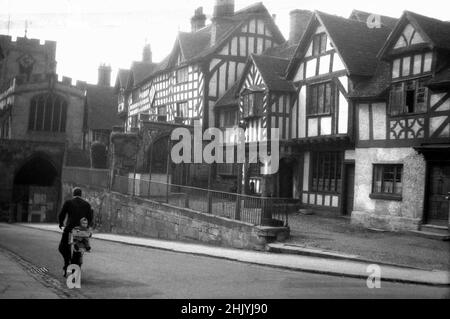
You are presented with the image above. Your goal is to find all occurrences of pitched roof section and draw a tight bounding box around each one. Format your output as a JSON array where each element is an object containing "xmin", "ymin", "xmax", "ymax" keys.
[
  {"xmin": 287, "ymin": 11, "xmax": 393, "ymax": 78},
  {"xmin": 114, "ymin": 69, "xmax": 131, "ymax": 92},
  {"xmin": 348, "ymin": 61, "xmax": 391, "ymax": 99},
  {"xmin": 86, "ymin": 84, "xmax": 120, "ymax": 131},
  {"xmin": 129, "ymin": 61, "xmax": 158, "ymax": 87},
  {"xmin": 251, "ymin": 54, "xmax": 294, "ymax": 92},
  {"xmin": 142, "ymin": 2, "xmax": 284, "ymax": 82},
  {"xmin": 216, "ymin": 50, "xmax": 295, "ymax": 108},
  {"xmin": 349, "ymin": 10, "xmax": 398, "ymax": 29},
  {"xmin": 378, "ymin": 11, "xmax": 450, "ymax": 58}
]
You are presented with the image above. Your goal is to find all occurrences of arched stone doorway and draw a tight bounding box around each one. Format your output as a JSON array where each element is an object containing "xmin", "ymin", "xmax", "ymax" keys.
[{"xmin": 12, "ymin": 155, "xmax": 59, "ymax": 222}]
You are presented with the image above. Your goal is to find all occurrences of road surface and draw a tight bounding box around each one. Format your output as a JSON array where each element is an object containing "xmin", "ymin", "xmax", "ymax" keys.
[{"xmin": 0, "ymin": 223, "xmax": 448, "ymax": 298}]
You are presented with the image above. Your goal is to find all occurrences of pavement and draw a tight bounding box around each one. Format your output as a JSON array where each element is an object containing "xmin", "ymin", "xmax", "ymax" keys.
[
  {"xmin": 17, "ymin": 223, "xmax": 450, "ymax": 286},
  {"xmin": 0, "ymin": 247, "xmax": 59, "ymax": 298},
  {"xmin": 1, "ymin": 223, "xmax": 449, "ymax": 298},
  {"xmin": 285, "ymin": 213, "xmax": 450, "ymax": 271}
]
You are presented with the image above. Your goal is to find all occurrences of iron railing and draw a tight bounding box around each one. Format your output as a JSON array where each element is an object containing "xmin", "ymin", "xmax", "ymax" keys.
[{"xmin": 62, "ymin": 167, "xmax": 289, "ymax": 227}]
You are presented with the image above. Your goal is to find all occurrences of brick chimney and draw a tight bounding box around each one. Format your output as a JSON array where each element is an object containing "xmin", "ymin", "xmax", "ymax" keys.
[
  {"xmin": 191, "ymin": 7, "xmax": 206, "ymax": 32},
  {"xmin": 289, "ymin": 9, "xmax": 313, "ymax": 46},
  {"xmin": 142, "ymin": 44, "xmax": 152, "ymax": 63},
  {"xmin": 213, "ymin": 0, "xmax": 235, "ymax": 19},
  {"xmin": 98, "ymin": 64, "xmax": 111, "ymax": 86}
]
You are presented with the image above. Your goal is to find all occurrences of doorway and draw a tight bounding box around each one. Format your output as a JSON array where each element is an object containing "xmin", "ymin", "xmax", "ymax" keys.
[
  {"xmin": 13, "ymin": 155, "xmax": 59, "ymax": 222},
  {"xmin": 426, "ymin": 162, "xmax": 450, "ymax": 226},
  {"xmin": 278, "ymin": 158, "xmax": 294, "ymax": 198},
  {"xmin": 342, "ymin": 162, "xmax": 355, "ymax": 216}
]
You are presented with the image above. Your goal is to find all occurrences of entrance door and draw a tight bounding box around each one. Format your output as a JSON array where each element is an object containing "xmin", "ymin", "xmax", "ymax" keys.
[
  {"xmin": 427, "ymin": 162, "xmax": 450, "ymax": 226},
  {"xmin": 279, "ymin": 159, "xmax": 293, "ymax": 198},
  {"xmin": 343, "ymin": 163, "xmax": 355, "ymax": 216}
]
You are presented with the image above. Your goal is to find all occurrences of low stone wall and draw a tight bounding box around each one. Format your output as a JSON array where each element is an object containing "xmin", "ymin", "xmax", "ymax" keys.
[{"xmin": 62, "ymin": 182, "xmax": 289, "ymax": 251}]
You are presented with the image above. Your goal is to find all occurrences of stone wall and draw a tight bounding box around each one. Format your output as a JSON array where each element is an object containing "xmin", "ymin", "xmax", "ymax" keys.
[
  {"xmin": 62, "ymin": 182, "xmax": 289, "ymax": 250},
  {"xmin": 351, "ymin": 147, "xmax": 425, "ymax": 231}
]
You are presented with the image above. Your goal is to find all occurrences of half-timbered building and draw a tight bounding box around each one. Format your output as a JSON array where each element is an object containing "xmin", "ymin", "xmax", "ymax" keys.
[
  {"xmin": 350, "ymin": 11, "xmax": 450, "ymax": 233},
  {"xmin": 282, "ymin": 11, "xmax": 396, "ymax": 215},
  {"xmin": 118, "ymin": 0, "xmax": 286, "ymax": 185}
]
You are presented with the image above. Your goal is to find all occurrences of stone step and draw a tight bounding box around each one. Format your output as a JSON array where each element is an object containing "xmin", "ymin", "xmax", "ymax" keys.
[
  {"xmin": 420, "ymin": 224, "xmax": 450, "ymax": 235},
  {"xmin": 409, "ymin": 230, "xmax": 450, "ymax": 241}
]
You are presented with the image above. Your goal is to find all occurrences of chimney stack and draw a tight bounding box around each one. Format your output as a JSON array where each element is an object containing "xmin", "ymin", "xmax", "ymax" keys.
[
  {"xmin": 98, "ymin": 64, "xmax": 111, "ymax": 87},
  {"xmin": 142, "ymin": 44, "xmax": 152, "ymax": 63},
  {"xmin": 213, "ymin": 0, "xmax": 235, "ymax": 19},
  {"xmin": 289, "ymin": 10, "xmax": 313, "ymax": 46},
  {"xmin": 191, "ymin": 7, "xmax": 206, "ymax": 32}
]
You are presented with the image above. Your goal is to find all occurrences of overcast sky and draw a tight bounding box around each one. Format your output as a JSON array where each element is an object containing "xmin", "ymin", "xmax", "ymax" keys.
[{"xmin": 0, "ymin": 0, "xmax": 448, "ymax": 85}]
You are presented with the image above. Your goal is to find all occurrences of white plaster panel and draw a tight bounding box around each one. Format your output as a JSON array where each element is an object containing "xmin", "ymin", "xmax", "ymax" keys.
[
  {"xmin": 372, "ymin": 103, "xmax": 387, "ymax": 140},
  {"xmin": 338, "ymin": 92, "xmax": 348, "ymax": 134},
  {"xmin": 358, "ymin": 104, "xmax": 370, "ymax": 140}
]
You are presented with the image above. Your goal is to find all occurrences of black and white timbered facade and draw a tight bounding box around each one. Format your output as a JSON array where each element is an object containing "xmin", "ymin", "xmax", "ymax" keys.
[{"xmin": 351, "ymin": 11, "xmax": 450, "ymax": 231}]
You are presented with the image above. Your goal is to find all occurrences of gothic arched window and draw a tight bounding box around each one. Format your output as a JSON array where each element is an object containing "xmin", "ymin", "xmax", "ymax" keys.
[{"xmin": 28, "ymin": 93, "xmax": 68, "ymax": 132}]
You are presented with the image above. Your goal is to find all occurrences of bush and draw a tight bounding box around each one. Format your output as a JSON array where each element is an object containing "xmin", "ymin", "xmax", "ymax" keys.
[{"xmin": 91, "ymin": 142, "xmax": 108, "ymax": 169}]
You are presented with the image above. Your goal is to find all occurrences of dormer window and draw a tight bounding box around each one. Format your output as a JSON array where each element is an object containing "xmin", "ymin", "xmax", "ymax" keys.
[{"xmin": 241, "ymin": 91, "xmax": 263, "ymax": 119}]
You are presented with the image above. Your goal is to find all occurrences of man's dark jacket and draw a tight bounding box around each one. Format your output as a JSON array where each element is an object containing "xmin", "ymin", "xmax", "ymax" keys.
[{"xmin": 58, "ymin": 197, "xmax": 93, "ymax": 232}]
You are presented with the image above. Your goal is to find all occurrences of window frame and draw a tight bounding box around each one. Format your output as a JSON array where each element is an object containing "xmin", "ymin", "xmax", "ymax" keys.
[
  {"xmin": 157, "ymin": 105, "xmax": 167, "ymax": 122},
  {"xmin": 389, "ymin": 78, "xmax": 429, "ymax": 116},
  {"xmin": 306, "ymin": 81, "xmax": 334, "ymax": 116},
  {"xmin": 391, "ymin": 52, "xmax": 433, "ymax": 80},
  {"xmin": 241, "ymin": 90, "xmax": 264, "ymax": 119},
  {"xmin": 370, "ymin": 164, "xmax": 403, "ymax": 201},
  {"xmin": 312, "ymin": 33, "xmax": 327, "ymax": 57},
  {"xmin": 28, "ymin": 93, "xmax": 68, "ymax": 133},
  {"xmin": 310, "ymin": 151, "xmax": 343, "ymax": 194}
]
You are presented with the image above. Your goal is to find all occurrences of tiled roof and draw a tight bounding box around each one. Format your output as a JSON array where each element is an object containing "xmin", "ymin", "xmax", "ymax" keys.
[
  {"xmin": 287, "ymin": 11, "xmax": 393, "ymax": 78},
  {"xmin": 405, "ymin": 11, "xmax": 450, "ymax": 51},
  {"xmin": 86, "ymin": 84, "xmax": 120, "ymax": 131},
  {"xmin": 378, "ymin": 11, "xmax": 450, "ymax": 58},
  {"xmin": 114, "ymin": 69, "xmax": 130, "ymax": 91},
  {"xmin": 251, "ymin": 54, "xmax": 294, "ymax": 92},
  {"xmin": 349, "ymin": 9, "xmax": 398, "ymax": 29},
  {"xmin": 216, "ymin": 46, "xmax": 295, "ymax": 107},
  {"xmin": 143, "ymin": 2, "xmax": 284, "ymax": 82},
  {"xmin": 348, "ymin": 61, "xmax": 391, "ymax": 99},
  {"xmin": 317, "ymin": 11, "xmax": 393, "ymax": 76},
  {"xmin": 129, "ymin": 61, "xmax": 158, "ymax": 86},
  {"xmin": 215, "ymin": 81, "xmax": 240, "ymax": 107},
  {"xmin": 427, "ymin": 67, "xmax": 450, "ymax": 87}
]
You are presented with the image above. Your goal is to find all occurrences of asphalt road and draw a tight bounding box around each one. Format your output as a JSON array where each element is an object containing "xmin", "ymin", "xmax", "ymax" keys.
[{"xmin": 0, "ymin": 223, "xmax": 448, "ymax": 299}]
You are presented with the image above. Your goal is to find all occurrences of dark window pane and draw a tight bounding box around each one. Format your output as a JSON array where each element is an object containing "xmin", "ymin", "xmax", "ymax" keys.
[
  {"xmin": 35, "ymin": 96, "xmax": 45, "ymax": 131},
  {"xmin": 320, "ymin": 34, "xmax": 327, "ymax": 53},
  {"xmin": 59, "ymin": 101, "xmax": 67, "ymax": 132},
  {"xmin": 318, "ymin": 84, "xmax": 325, "ymax": 114},
  {"xmin": 324, "ymin": 83, "xmax": 332, "ymax": 113}
]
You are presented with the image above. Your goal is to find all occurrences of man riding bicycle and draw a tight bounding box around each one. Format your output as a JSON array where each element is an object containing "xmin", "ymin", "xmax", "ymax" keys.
[{"xmin": 58, "ymin": 187, "xmax": 94, "ymax": 277}]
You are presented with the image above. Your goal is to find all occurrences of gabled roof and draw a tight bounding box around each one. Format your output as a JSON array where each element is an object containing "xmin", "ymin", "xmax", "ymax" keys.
[
  {"xmin": 287, "ymin": 11, "xmax": 393, "ymax": 78},
  {"xmin": 378, "ymin": 11, "xmax": 450, "ymax": 58},
  {"xmin": 128, "ymin": 61, "xmax": 158, "ymax": 88},
  {"xmin": 85, "ymin": 84, "xmax": 120, "ymax": 131},
  {"xmin": 215, "ymin": 81, "xmax": 240, "ymax": 107},
  {"xmin": 142, "ymin": 2, "xmax": 284, "ymax": 82},
  {"xmin": 216, "ymin": 49, "xmax": 295, "ymax": 108},
  {"xmin": 114, "ymin": 69, "xmax": 131, "ymax": 92},
  {"xmin": 251, "ymin": 54, "xmax": 294, "ymax": 92},
  {"xmin": 349, "ymin": 9, "xmax": 398, "ymax": 29}
]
